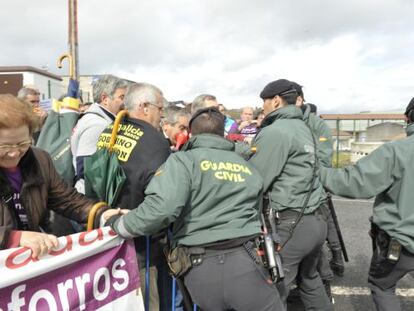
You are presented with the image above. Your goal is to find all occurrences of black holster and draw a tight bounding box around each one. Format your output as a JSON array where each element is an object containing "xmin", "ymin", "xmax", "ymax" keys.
[
  {"xmin": 368, "ymin": 222, "xmax": 401, "ymax": 279},
  {"xmin": 370, "ymin": 222, "xmax": 388, "ymax": 251},
  {"xmin": 370, "ymin": 222, "xmax": 402, "ymax": 262}
]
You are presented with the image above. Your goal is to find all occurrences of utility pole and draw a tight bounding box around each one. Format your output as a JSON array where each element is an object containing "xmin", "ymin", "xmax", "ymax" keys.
[
  {"xmin": 336, "ymin": 118, "xmax": 340, "ymax": 168},
  {"xmin": 68, "ymin": 0, "xmax": 79, "ymax": 80},
  {"xmin": 57, "ymin": 0, "xmax": 79, "ymax": 80}
]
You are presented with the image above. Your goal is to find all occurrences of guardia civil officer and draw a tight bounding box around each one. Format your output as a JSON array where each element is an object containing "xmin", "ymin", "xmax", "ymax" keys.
[
  {"xmin": 249, "ymin": 79, "xmax": 333, "ymax": 310},
  {"xmin": 293, "ymin": 82, "xmax": 345, "ymax": 279},
  {"xmin": 104, "ymin": 107, "xmax": 285, "ymax": 311},
  {"xmin": 289, "ymin": 83, "xmax": 338, "ymax": 302},
  {"xmin": 319, "ymin": 98, "xmax": 414, "ymax": 311}
]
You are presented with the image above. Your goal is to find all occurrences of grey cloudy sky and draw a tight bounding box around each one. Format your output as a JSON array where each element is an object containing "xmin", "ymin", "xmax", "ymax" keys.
[{"xmin": 1, "ymin": 0, "xmax": 413, "ymax": 112}]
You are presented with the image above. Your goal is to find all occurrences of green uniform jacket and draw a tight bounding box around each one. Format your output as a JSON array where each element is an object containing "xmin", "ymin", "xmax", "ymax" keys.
[
  {"xmin": 114, "ymin": 134, "xmax": 263, "ymax": 247},
  {"xmin": 320, "ymin": 123, "xmax": 414, "ymax": 253},
  {"xmin": 303, "ymin": 105, "xmax": 333, "ymax": 167},
  {"xmin": 249, "ymin": 106, "xmax": 326, "ymax": 213}
]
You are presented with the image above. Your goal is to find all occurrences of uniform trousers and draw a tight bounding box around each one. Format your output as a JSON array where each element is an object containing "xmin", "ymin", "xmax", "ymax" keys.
[
  {"xmin": 368, "ymin": 236, "xmax": 414, "ymax": 311},
  {"xmin": 276, "ymin": 207, "xmax": 333, "ymax": 311},
  {"xmin": 184, "ymin": 246, "xmax": 285, "ymax": 311},
  {"xmin": 317, "ymin": 209, "xmax": 338, "ymax": 281}
]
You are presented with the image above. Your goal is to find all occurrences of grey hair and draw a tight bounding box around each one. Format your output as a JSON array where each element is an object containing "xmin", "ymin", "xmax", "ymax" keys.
[
  {"xmin": 92, "ymin": 74, "xmax": 129, "ymax": 103},
  {"xmin": 162, "ymin": 106, "xmax": 190, "ymax": 125},
  {"xmin": 242, "ymin": 106, "xmax": 254, "ymax": 113},
  {"xmin": 191, "ymin": 94, "xmax": 216, "ymax": 114},
  {"xmin": 124, "ymin": 83, "xmax": 164, "ymax": 112},
  {"xmin": 17, "ymin": 87, "xmax": 39, "ymax": 100}
]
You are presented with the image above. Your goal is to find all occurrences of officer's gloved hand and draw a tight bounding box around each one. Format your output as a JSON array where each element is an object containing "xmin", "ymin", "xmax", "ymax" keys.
[{"xmin": 101, "ymin": 208, "xmax": 129, "ymax": 227}]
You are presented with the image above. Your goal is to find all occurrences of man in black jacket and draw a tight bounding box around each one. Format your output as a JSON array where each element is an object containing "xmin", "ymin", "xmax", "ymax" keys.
[{"xmin": 98, "ymin": 82, "xmax": 170, "ymax": 310}]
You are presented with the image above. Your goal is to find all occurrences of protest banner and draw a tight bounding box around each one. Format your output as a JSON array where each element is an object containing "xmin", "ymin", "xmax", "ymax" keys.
[{"xmin": 0, "ymin": 227, "xmax": 144, "ymax": 311}]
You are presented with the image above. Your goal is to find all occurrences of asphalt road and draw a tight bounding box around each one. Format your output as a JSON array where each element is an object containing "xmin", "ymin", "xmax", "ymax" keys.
[{"xmin": 288, "ymin": 196, "xmax": 414, "ymax": 311}]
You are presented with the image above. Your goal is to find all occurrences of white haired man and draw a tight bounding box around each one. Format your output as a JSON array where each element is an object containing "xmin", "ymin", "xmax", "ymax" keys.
[{"xmin": 97, "ymin": 82, "xmax": 171, "ymax": 310}]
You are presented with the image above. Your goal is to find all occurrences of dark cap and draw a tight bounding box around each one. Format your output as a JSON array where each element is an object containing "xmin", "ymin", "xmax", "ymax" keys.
[
  {"xmin": 260, "ymin": 79, "xmax": 297, "ymax": 99},
  {"xmin": 405, "ymin": 97, "xmax": 414, "ymax": 115}
]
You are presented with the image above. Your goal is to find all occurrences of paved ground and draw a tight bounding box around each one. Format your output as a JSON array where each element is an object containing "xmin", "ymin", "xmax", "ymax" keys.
[{"xmin": 288, "ymin": 196, "xmax": 414, "ymax": 310}]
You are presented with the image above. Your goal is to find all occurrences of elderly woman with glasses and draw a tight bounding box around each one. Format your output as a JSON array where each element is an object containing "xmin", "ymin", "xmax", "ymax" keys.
[{"xmin": 0, "ymin": 94, "xmax": 105, "ymax": 258}]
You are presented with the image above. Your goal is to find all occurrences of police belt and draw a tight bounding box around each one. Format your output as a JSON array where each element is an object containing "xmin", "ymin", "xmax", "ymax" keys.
[
  {"xmin": 188, "ymin": 244, "xmax": 246, "ymax": 263},
  {"xmin": 277, "ymin": 205, "xmax": 328, "ymax": 218},
  {"xmin": 166, "ymin": 235, "xmax": 259, "ymax": 278},
  {"xmin": 186, "ymin": 234, "xmax": 259, "ymax": 257},
  {"xmin": 187, "ymin": 237, "xmax": 261, "ymax": 267}
]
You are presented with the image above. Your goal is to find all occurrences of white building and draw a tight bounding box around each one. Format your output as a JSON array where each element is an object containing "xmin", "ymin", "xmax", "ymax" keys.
[
  {"xmin": 0, "ymin": 66, "xmax": 63, "ymax": 99},
  {"xmin": 320, "ymin": 113, "xmax": 406, "ymax": 163}
]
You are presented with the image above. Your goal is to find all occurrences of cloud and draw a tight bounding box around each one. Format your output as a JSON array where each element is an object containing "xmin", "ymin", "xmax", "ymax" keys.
[{"xmin": 1, "ymin": 0, "xmax": 413, "ymax": 111}]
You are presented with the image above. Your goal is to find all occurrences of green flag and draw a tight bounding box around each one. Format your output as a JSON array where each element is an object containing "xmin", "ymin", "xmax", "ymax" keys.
[
  {"xmin": 36, "ymin": 79, "xmax": 80, "ymax": 184},
  {"xmin": 83, "ymin": 110, "xmax": 127, "ymax": 206}
]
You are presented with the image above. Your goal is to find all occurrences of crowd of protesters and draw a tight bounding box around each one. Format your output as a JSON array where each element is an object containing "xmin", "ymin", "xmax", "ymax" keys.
[{"xmin": 1, "ymin": 76, "xmax": 413, "ymax": 311}]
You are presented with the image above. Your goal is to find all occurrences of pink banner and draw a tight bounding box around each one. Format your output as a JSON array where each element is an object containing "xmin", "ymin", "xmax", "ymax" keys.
[{"xmin": 0, "ymin": 227, "xmax": 143, "ymax": 311}]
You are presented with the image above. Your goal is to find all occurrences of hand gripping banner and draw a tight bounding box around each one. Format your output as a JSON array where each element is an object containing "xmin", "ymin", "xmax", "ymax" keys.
[{"xmin": 0, "ymin": 227, "xmax": 144, "ymax": 311}]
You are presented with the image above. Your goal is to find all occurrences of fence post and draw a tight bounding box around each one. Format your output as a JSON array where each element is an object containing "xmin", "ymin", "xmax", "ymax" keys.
[{"xmin": 336, "ymin": 118, "xmax": 340, "ymax": 168}]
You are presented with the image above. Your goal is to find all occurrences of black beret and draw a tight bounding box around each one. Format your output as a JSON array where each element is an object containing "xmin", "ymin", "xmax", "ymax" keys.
[
  {"xmin": 405, "ymin": 97, "xmax": 414, "ymax": 115},
  {"xmin": 260, "ymin": 79, "xmax": 297, "ymax": 99}
]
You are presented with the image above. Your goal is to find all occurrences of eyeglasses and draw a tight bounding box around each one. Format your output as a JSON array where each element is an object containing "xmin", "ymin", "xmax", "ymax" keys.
[
  {"xmin": 0, "ymin": 140, "xmax": 32, "ymax": 154},
  {"xmin": 146, "ymin": 102, "xmax": 164, "ymax": 112}
]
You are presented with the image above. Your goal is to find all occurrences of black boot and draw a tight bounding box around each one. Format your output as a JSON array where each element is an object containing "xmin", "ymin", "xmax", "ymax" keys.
[{"xmin": 330, "ymin": 248, "xmax": 345, "ymax": 277}]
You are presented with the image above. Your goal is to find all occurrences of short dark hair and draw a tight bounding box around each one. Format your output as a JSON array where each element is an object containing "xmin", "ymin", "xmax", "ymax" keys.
[
  {"xmin": 405, "ymin": 98, "xmax": 414, "ymax": 123},
  {"xmin": 280, "ymin": 93, "xmax": 298, "ymax": 105},
  {"xmin": 307, "ymin": 103, "xmax": 317, "ymax": 114},
  {"xmin": 189, "ymin": 107, "xmax": 224, "ymax": 136}
]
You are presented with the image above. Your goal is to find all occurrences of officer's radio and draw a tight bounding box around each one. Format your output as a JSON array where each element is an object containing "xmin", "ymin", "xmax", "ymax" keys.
[{"xmin": 386, "ymin": 238, "xmax": 402, "ymax": 262}]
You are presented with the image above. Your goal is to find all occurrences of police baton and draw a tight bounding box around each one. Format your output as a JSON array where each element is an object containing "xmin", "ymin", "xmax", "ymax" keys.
[{"xmin": 327, "ymin": 194, "xmax": 349, "ymax": 262}]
